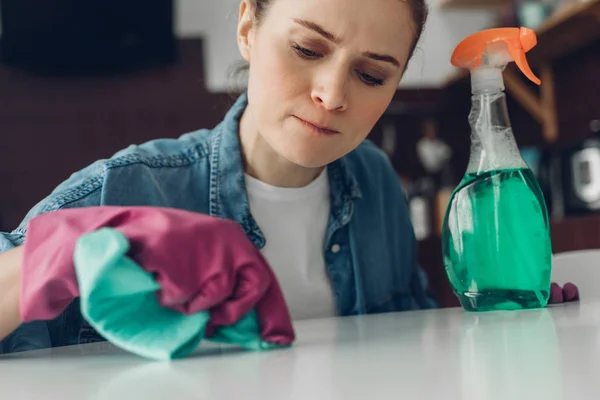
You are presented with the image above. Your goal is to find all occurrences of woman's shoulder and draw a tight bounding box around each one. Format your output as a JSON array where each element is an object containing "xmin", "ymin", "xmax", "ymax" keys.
[
  {"xmin": 61, "ymin": 127, "xmax": 215, "ymax": 194},
  {"xmin": 108, "ymin": 128, "xmax": 214, "ymax": 168}
]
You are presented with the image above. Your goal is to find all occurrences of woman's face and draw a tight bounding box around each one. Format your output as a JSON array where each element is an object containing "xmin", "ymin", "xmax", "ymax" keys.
[{"xmin": 238, "ymin": 0, "xmax": 416, "ymax": 168}]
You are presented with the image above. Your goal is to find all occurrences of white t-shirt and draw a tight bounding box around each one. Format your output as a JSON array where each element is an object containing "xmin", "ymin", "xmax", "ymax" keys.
[{"xmin": 244, "ymin": 169, "xmax": 337, "ymax": 321}]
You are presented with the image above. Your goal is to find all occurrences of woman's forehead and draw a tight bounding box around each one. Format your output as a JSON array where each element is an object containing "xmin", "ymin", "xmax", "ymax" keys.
[{"xmin": 265, "ymin": 0, "xmax": 415, "ymax": 56}]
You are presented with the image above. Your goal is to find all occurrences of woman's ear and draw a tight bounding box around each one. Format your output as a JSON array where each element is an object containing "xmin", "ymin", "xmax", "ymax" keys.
[{"xmin": 237, "ymin": 0, "xmax": 256, "ymax": 62}]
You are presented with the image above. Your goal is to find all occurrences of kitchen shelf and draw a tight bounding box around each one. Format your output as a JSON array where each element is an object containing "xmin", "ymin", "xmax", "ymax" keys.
[{"xmin": 530, "ymin": 0, "xmax": 600, "ymax": 63}]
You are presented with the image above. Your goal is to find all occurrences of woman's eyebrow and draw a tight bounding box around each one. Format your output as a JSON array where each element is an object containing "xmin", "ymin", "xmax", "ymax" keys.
[
  {"xmin": 292, "ymin": 18, "xmax": 400, "ymax": 68},
  {"xmin": 293, "ymin": 18, "xmax": 341, "ymax": 44}
]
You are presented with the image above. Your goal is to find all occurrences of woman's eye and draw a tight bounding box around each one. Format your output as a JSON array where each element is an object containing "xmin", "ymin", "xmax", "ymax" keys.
[
  {"xmin": 292, "ymin": 43, "xmax": 322, "ymax": 59},
  {"xmin": 291, "ymin": 43, "xmax": 384, "ymax": 87},
  {"xmin": 358, "ymin": 71, "xmax": 384, "ymax": 86}
]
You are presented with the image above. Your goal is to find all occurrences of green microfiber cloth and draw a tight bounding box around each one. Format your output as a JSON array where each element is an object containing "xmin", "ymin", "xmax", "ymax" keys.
[{"xmin": 73, "ymin": 228, "xmax": 278, "ymax": 361}]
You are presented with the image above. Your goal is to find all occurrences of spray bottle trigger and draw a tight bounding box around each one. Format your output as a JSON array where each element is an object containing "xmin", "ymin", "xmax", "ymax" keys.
[
  {"xmin": 508, "ymin": 46, "xmax": 541, "ymax": 85},
  {"xmin": 519, "ymin": 27, "xmax": 538, "ymax": 52}
]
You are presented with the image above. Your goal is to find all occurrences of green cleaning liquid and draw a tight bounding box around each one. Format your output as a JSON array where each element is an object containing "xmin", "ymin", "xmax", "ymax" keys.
[{"xmin": 442, "ymin": 167, "xmax": 552, "ymax": 311}]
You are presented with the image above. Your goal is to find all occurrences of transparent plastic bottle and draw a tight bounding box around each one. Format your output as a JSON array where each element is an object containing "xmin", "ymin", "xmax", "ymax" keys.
[{"xmin": 442, "ymin": 28, "xmax": 552, "ymax": 311}]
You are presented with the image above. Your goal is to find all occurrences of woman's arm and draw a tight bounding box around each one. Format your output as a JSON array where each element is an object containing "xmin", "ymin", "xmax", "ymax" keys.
[{"xmin": 0, "ymin": 246, "xmax": 23, "ymax": 341}]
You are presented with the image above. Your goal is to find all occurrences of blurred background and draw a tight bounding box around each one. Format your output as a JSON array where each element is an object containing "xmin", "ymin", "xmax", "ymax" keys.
[{"xmin": 0, "ymin": 0, "xmax": 599, "ymax": 307}]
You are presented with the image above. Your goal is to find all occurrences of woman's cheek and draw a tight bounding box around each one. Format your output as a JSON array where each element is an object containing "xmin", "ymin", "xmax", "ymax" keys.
[
  {"xmin": 270, "ymin": 51, "xmax": 308, "ymax": 98},
  {"xmin": 254, "ymin": 49, "xmax": 297, "ymax": 102}
]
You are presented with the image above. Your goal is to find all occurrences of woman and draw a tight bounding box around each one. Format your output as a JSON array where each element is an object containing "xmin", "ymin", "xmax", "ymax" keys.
[{"xmin": 0, "ymin": 0, "xmax": 436, "ymax": 353}]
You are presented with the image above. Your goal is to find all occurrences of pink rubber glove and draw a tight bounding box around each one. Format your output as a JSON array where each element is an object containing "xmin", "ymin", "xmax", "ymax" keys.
[
  {"xmin": 20, "ymin": 206, "xmax": 294, "ymax": 346},
  {"xmin": 549, "ymin": 282, "xmax": 580, "ymax": 304}
]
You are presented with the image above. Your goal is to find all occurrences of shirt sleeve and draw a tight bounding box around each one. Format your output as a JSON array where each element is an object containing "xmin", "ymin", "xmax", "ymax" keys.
[{"xmin": 0, "ymin": 161, "xmax": 106, "ymax": 354}]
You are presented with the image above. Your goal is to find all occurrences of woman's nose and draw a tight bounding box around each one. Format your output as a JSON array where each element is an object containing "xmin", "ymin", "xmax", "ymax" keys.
[{"xmin": 311, "ymin": 69, "xmax": 348, "ymax": 112}]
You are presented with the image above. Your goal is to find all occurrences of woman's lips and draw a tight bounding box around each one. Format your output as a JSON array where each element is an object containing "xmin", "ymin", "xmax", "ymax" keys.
[{"xmin": 294, "ymin": 116, "xmax": 340, "ymax": 135}]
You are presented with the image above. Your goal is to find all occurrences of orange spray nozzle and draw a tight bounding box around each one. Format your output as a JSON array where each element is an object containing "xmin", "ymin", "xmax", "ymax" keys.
[{"xmin": 451, "ymin": 27, "xmax": 541, "ymax": 86}]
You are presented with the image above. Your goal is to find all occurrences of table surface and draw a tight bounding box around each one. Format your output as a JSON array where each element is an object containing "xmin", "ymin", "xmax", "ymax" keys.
[{"xmin": 1, "ymin": 301, "xmax": 599, "ymax": 400}]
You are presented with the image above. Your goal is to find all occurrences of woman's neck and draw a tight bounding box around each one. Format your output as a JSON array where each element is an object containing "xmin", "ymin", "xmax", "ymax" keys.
[{"xmin": 239, "ymin": 106, "xmax": 323, "ymax": 188}]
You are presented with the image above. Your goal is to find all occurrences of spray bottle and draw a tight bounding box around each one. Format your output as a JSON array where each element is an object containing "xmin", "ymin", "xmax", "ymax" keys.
[{"xmin": 442, "ymin": 27, "xmax": 552, "ymax": 311}]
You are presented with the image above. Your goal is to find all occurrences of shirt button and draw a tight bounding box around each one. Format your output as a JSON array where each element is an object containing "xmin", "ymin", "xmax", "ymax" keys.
[{"xmin": 331, "ymin": 244, "xmax": 341, "ymax": 254}]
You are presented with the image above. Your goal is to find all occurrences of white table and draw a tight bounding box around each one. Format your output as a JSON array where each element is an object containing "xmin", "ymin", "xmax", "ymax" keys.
[{"xmin": 1, "ymin": 301, "xmax": 599, "ymax": 399}]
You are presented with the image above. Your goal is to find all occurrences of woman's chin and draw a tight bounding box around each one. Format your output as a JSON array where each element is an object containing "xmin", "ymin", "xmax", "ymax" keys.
[{"xmin": 277, "ymin": 146, "xmax": 334, "ymax": 169}]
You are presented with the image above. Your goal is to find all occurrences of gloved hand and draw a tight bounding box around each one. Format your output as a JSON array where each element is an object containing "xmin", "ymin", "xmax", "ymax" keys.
[
  {"xmin": 549, "ymin": 281, "xmax": 579, "ymax": 304},
  {"xmin": 20, "ymin": 206, "xmax": 295, "ymax": 355},
  {"xmin": 72, "ymin": 227, "xmax": 287, "ymax": 360}
]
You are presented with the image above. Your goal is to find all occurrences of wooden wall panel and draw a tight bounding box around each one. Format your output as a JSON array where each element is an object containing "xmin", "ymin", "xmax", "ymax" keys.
[{"xmin": 0, "ymin": 39, "xmax": 235, "ymax": 231}]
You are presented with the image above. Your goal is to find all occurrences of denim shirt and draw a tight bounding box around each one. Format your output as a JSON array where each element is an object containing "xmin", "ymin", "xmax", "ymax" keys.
[{"xmin": 0, "ymin": 93, "xmax": 436, "ymax": 354}]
